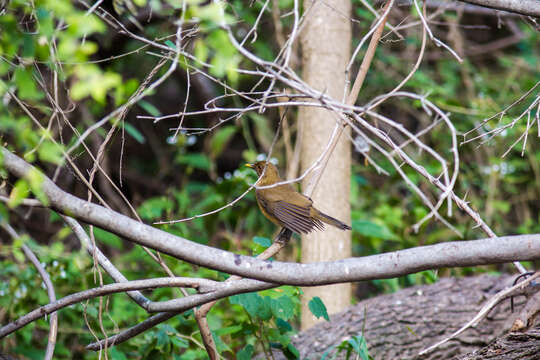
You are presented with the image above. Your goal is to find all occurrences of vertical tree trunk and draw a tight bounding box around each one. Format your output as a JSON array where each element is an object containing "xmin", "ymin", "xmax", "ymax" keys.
[{"xmin": 299, "ymin": 0, "xmax": 352, "ymax": 330}]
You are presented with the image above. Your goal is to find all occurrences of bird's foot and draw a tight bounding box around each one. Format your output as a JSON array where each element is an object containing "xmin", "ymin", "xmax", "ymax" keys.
[{"xmin": 275, "ymin": 228, "xmax": 292, "ymax": 244}]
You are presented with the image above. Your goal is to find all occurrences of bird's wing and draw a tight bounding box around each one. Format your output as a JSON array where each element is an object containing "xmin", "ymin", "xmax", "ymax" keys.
[{"xmin": 266, "ymin": 200, "xmax": 324, "ymax": 234}]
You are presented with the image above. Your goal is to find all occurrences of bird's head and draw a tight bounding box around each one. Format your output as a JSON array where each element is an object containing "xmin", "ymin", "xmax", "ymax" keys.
[{"xmin": 245, "ymin": 161, "xmax": 280, "ymax": 184}]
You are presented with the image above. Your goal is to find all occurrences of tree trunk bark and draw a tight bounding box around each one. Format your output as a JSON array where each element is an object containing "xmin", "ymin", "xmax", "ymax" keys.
[
  {"xmin": 268, "ymin": 274, "xmax": 539, "ymax": 359},
  {"xmin": 299, "ymin": 0, "xmax": 352, "ymax": 330}
]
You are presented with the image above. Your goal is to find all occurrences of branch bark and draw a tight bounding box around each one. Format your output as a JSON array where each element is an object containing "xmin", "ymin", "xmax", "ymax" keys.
[
  {"xmin": 456, "ymin": 0, "xmax": 540, "ymax": 17},
  {"xmin": 0, "ymin": 277, "xmax": 222, "ymax": 338},
  {"xmin": 1, "ymin": 146, "xmax": 540, "ymax": 287}
]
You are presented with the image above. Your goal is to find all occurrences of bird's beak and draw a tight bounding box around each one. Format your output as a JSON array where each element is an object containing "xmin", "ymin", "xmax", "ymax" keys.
[{"xmin": 245, "ymin": 163, "xmax": 254, "ymax": 169}]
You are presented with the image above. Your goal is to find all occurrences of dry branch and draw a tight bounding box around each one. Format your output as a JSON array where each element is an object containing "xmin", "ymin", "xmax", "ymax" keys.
[{"xmin": 2, "ymin": 146, "xmax": 539, "ymax": 287}]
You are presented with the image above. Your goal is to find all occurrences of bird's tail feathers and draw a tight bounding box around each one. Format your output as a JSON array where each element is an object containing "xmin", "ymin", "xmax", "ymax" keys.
[{"xmin": 314, "ymin": 210, "xmax": 352, "ymax": 230}]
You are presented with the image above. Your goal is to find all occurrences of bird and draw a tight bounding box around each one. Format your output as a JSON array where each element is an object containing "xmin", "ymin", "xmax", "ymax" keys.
[{"xmin": 245, "ymin": 161, "xmax": 352, "ymax": 237}]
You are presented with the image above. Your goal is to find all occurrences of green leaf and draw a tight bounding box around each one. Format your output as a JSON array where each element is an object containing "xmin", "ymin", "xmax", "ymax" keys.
[
  {"xmin": 109, "ymin": 347, "xmax": 128, "ymax": 360},
  {"xmin": 36, "ymin": 7, "xmax": 55, "ymax": 38},
  {"xmin": 229, "ymin": 292, "xmax": 267, "ymax": 319},
  {"xmin": 37, "ymin": 141, "xmax": 64, "ymax": 165},
  {"xmin": 138, "ymin": 100, "xmax": 161, "ymax": 117},
  {"xmin": 308, "ymin": 296, "xmax": 330, "ymax": 321},
  {"xmin": 248, "ymin": 112, "xmax": 273, "ymax": 150},
  {"xmin": 276, "ymin": 318, "xmax": 292, "ymax": 333},
  {"xmin": 210, "ymin": 328, "xmax": 233, "ymax": 353},
  {"xmin": 133, "ymin": 0, "xmax": 146, "ymax": 7},
  {"xmin": 8, "ymin": 179, "xmax": 30, "ymax": 208},
  {"xmin": 0, "ymin": 203, "xmax": 8, "ymax": 223},
  {"xmin": 285, "ymin": 343, "xmax": 300, "ymax": 359},
  {"xmin": 207, "ymin": 30, "xmax": 235, "ymax": 57},
  {"xmin": 352, "ymin": 220, "xmax": 398, "ymax": 240},
  {"xmin": 155, "ymin": 327, "xmax": 170, "ymax": 350},
  {"xmin": 210, "ymin": 125, "xmax": 236, "ymax": 158},
  {"xmin": 123, "ymin": 123, "xmax": 146, "ymax": 144},
  {"xmin": 253, "ymin": 236, "xmax": 271, "ymax": 248},
  {"xmin": 22, "ymin": 33, "xmax": 35, "ymax": 58},
  {"xmin": 230, "ymin": 292, "xmax": 260, "ymax": 317},
  {"xmin": 259, "ymin": 296, "xmax": 272, "ymax": 320},
  {"xmin": 164, "ymin": 40, "xmax": 177, "ymax": 50},
  {"xmin": 213, "ymin": 325, "xmax": 242, "ymax": 336},
  {"xmin": 193, "ymin": 38, "xmax": 208, "ymax": 64},
  {"xmin": 196, "ymin": 2, "xmax": 228, "ymax": 26},
  {"xmin": 14, "ymin": 67, "xmax": 42, "ymax": 101},
  {"xmin": 237, "ymin": 344, "xmax": 254, "ymax": 360},
  {"xmin": 137, "ymin": 197, "xmax": 174, "ymax": 220},
  {"xmin": 93, "ymin": 228, "xmax": 123, "ymax": 250},
  {"xmin": 270, "ymin": 295, "xmax": 295, "ymax": 320},
  {"xmin": 13, "ymin": 246, "xmax": 25, "ymax": 263},
  {"xmin": 207, "ymin": 29, "xmax": 240, "ymax": 82},
  {"xmin": 348, "ymin": 335, "xmax": 370, "ymax": 360},
  {"xmin": 70, "ymin": 65, "xmax": 122, "ymax": 104},
  {"xmin": 175, "ymin": 153, "xmax": 211, "ymax": 171},
  {"xmin": 26, "ymin": 168, "xmax": 49, "ymax": 206},
  {"xmin": 170, "ymin": 336, "xmax": 189, "ymax": 348},
  {"xmin": 84, "ymin": 303, "xmax": 98, "ymax": 317},
  {"xmin": 65, "ymin": 12, "xmax": 106, "ymax": 36}
]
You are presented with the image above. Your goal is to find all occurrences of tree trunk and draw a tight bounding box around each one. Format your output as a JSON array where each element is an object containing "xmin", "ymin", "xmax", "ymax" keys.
[
  {"xmin": 267, "ymin": 274, "xmax": 539, "ymax": 359},
  {"xmin": 456, "ymin": 328, "xmax": 540, "ymax": 360},
  {"xmin": 299, "ymin": 0, "xmax": 352, "ymax": 330}
]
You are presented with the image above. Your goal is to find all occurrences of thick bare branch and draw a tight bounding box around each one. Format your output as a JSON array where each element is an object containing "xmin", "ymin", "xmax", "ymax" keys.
[
  {"xmin": 0, "ymin": 277, "xmax": 223, "ymax": 338},
  {"xmin": 1, "ymin": 146, "xmax": 539, "ymax": 286},
  {"xmin": 62, "ymin": 216, "xmax": 151, "ymax": 308},
  {"xmin": 86, "ymin": 312, "xmax": 177, "ymax": 351}
]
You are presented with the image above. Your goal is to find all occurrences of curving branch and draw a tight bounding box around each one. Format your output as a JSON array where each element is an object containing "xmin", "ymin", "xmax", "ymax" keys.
[
  {"xmin": 0, "ymin": 277, "xmax": 225, "ymax": 338},
  {"xmin": 86, "ymin": 312, "xmax": 178, "ymax": 351},
  {"xmin": 62, "ymin": 216, "xmax": 151, "ymax": 308},
  {"xmin": 2, "ymin": 146, "xmax": 540, "ymax": 286},
  {"xmin": 84, "ymin": 230, "xmax": 540, "ymax": 350},
  {"xmin": 3, "ymin": 146, "xmax": 540, "ymax": 350}
]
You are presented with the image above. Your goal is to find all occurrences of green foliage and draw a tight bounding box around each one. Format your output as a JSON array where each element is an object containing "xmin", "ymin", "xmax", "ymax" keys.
[
  {"xmin": 8, "ymin": 179, "xmax": 30, "ymax": 208},
  {"xmin": 308, "ymin": 296, "xmax": 330, "ymax": 322},
  {"xmin": 175, "ymin": 153, "xmax": 211, "ymax": 171},
  {"xmin": 228, "ymin": 288, "xmax": 300, "ymax": 357},
  {"xmin": 138, "ymin": 197, "xmax": 175, "ymax": 221},
  {"xmin": 352, "ymin": 220, "xmax": 398, "ymax": 241},
  {"xmin": 253, "ymin": 236, "xmax": 272, "ymax": 248},
  {"xmin": 209, "ymin": 125, "xmax": 237, "ymax": 158},
  {"xmin": 237, "ymin": 344, "xmax": 254, "ymax": 360},
  {"xmin": 93, "ymin": 228, "xmax": 123, "ymax": 250},
  {"xmin": 70, "ymin": 66, "xmax": 123, "ymax": 104},
  {"xmin": 322, "ymin": 333, "xmax": 372, "ymax": 360}
]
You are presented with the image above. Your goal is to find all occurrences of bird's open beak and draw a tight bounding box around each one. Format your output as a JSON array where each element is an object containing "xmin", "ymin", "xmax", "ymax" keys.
[{"xmin": 245, "ymin": 163, "xmax": 254, "ymax": 169}]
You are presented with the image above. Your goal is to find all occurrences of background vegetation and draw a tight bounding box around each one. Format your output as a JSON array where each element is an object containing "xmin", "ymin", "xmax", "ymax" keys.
[{"xmin": 0, "ymin": 0, "xmax": 538, "ymax": 358}]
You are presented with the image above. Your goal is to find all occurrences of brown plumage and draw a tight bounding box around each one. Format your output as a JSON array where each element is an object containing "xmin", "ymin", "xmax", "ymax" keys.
[{"xmin": 246, "ymin": 161, "xmax": 352, "ymax": 234}]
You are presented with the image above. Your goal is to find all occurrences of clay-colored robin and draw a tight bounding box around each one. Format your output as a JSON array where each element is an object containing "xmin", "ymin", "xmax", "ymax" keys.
[{"xmin": 246, "ymin": 161, "xmax": 351, "ymax": 235}]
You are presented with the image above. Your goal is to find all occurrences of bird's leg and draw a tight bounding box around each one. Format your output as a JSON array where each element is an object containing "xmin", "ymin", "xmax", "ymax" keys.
[{"xmin": 275, "ymin": 228, "xmax": 292, "ymax": 244}]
